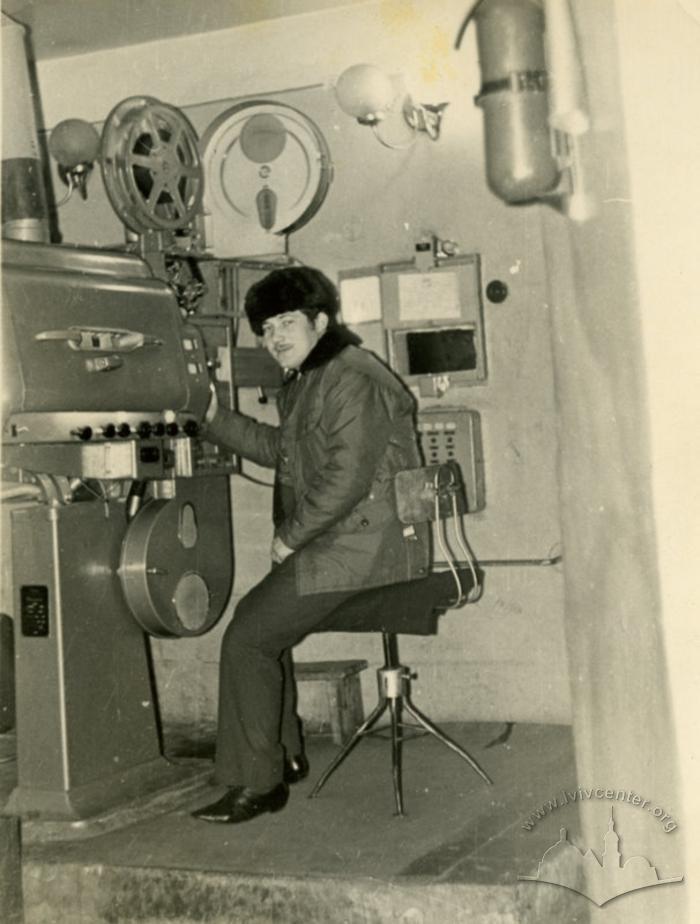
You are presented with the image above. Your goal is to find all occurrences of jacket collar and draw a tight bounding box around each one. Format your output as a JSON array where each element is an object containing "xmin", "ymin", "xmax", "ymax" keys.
[{"xmin": 297, "ymin": 324, "xmax": 361, "ymax": 375}]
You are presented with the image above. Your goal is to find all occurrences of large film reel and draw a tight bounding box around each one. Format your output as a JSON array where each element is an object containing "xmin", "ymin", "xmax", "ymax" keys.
[{"xmin": 101, "ymin": 96, "xmax": 204, "ymax": 233}]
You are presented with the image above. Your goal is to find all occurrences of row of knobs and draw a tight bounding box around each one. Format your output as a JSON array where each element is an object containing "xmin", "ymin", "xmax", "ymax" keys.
[{"xmin": 71, "ymin": 420, "xmax": 200, "ymax": 442}]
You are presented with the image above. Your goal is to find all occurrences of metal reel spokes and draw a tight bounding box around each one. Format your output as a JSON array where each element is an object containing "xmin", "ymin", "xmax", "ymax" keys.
[{"xmin": 101, "ymin": 96, "xmax": 204, "ymax": 233}]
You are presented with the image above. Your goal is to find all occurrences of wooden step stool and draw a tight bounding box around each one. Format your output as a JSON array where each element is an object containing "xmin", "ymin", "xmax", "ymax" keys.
[{"xmin": 294, "ymin": 659, "xmax": 368, "ymax": 745}]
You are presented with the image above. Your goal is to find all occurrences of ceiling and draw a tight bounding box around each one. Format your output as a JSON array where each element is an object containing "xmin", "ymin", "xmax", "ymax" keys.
[{"xmin": 1, "ymin": 0, "xmax": 365, "ymax": 60}]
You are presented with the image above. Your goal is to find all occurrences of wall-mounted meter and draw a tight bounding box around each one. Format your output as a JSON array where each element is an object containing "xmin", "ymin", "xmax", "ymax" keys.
[
  {"xmin": 340, "ymin": 253, "xmax": 487, "ymax": 398},
  {"xmin": 381, "ymin": 254, "xmax": 486, "ymax": 393}
]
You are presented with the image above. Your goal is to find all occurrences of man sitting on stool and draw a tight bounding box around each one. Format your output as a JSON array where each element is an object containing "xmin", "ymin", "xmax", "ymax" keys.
[{"xmin": 193, "ymin": 265, "xmax": 429, "ymax": 824}]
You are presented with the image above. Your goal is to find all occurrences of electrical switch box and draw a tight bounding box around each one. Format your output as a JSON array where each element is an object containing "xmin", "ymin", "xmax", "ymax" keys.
[{"xmin": 417, "ymin": 407, "xmax": 485, "ymax": 512}]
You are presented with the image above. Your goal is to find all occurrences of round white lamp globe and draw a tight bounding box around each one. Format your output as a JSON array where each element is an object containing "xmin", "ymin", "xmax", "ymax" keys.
[{"xmin": 335, "ymin": 64, "xmax": 395, "ymax": 123}]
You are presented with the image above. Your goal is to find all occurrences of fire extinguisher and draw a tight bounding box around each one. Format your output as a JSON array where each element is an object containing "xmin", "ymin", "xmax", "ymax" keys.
[{"xmin": 457, "ymin": 0, "xmax": 560, "ymax": 204}]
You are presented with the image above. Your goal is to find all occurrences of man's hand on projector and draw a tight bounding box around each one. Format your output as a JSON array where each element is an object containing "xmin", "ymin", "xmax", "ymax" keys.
[
  {"xmin": 204, "ymin": 383, "xmax": 219, "ymax": 424},
  {"xmin": 271, "ymin": 535, "xmax": 294, "ymax": 564}
]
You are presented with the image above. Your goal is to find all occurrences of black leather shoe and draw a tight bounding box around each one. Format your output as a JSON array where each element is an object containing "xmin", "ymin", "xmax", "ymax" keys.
[
  {"xmin": 283, "ymin": 754, "xmax": 309, "ymax": 784},
  {"xmin": 191, "ymin": 783, "xmax": 288, "ymax": 824}
]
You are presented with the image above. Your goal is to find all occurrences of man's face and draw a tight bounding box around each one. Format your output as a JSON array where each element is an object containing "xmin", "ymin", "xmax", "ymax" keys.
[{"xmin": 261, "ymin": 310, "xmax": 328, "ymax": 370}]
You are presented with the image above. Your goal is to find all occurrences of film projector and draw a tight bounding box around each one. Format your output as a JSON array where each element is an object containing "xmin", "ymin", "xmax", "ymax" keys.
[{"xmin": 1, "ymin": 94, "xmax": 333, "ymax": 829}]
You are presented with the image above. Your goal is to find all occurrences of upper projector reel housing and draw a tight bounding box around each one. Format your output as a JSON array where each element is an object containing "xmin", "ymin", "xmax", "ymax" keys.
[{"xmin": 100, "ymin": 95, "xmax": 204, "ymax": 234}]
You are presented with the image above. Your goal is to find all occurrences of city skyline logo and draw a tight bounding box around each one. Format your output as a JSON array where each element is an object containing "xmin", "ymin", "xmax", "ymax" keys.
[{"xmin": 519, "ymin": 808, "xmax": 683, "ymax": 906}]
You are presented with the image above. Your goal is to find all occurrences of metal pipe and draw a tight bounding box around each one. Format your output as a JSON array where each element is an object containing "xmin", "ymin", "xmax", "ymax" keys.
[{"xmin": 477, "ymin": 554, "xmax": 562, "ymax": 567}]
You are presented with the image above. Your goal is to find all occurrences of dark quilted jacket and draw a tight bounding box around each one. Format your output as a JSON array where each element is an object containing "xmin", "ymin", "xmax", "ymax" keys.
[{"xmin": 204, "ymin": 326, "xmax": 430, "ymax": 595}]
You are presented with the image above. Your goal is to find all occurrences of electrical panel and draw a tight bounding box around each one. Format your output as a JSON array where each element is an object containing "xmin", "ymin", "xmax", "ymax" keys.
[
  {"xmin": 382, "ymin": 255, "xmax": 487, "ymax": 392},
  {"xmin": 417, "ymin": 407, "xmax": 485, "ymax": 513},
  {"xmin": 339, "ymin": 250, "xmax": 487, "ymax": 399}
]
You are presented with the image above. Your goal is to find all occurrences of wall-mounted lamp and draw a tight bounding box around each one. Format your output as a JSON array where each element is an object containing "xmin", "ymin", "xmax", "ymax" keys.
[
  {"xmin": 48, "ymin": 118, "xmax": 100, "ymax": 205},
  {"xmin": 334, "ymin": 64, "xmax": 447, "ymax": 149}
]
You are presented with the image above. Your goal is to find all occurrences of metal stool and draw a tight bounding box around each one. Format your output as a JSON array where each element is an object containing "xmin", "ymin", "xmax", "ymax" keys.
[
  {"xmin": 309, "ymin": 630, "xmax": 492, "ymax": 815},
  {"xmin": 310, "ymin": 461, "xmax": 493, "ymax": 815}
]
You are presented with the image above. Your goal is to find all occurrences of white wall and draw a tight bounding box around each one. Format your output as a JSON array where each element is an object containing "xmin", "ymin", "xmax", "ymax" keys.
[{"xmin": 615, "ymin": 0, "xmax": 699, "ymax": 917}]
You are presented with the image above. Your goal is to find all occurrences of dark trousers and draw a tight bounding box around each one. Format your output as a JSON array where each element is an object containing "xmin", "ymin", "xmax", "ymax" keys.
[{"xmin": 214, "ymin": 555, "xmax": 359, "ymax": 791}]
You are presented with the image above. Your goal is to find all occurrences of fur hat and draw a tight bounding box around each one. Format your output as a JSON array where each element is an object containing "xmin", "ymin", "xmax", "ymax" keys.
[{"xmin": 245, "ymin": 265, "xmax": 340, "ymax": 336}]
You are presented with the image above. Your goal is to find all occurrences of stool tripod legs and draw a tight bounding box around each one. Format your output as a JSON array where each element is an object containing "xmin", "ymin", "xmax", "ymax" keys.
[
  {"xmin": 388, "ymin": 698, "xmax": 404, "ymax": 816},
  {"xmin": 309, "ymin": 633, "xmax": 492, "ymax": 814},
  {"xmin": 309, "ymin": 696, "xmax": 390, "ymax": 800},
  {"xmin": 401, "ymin": 696, "xmax": 492, "ymax": 786}
]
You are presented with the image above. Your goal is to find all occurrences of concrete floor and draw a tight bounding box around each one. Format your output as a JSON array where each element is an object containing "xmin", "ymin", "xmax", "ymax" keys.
[{"xmin": 1, "ymin": 721, "xmax": 589, "ymax": 924}]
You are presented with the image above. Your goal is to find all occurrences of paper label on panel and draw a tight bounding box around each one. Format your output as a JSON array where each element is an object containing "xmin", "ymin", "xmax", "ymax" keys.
[
  {"xmin": 398, "ymin": 272, "xmax": 461, "ymax": 322},
  {"xmin": 339, "ymin": 275, "xmax": 382, "ymax": 325}
]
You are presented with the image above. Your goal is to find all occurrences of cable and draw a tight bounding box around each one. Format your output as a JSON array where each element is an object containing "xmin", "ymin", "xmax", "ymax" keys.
[
  {"xmin": 434, "ymin": 490, "xmax": 465, "ymax": 607},
  {"xmin": 451, "ymin": 492, "xmax": 481, "ymax": 602},
  {"xmin": 433, "ymin": 467, "xmax": 477, "ymax": 607},
  {"xmin": 430, "ymin": 465, "xmax": 484, "ymax": 606},
  {"xmin": 0, "ymin": 483, "xmax": 42, "ymax": 501},
  {"xmin": 454, "ymin": 0, "xmax": 483, "ymax": 50},
  {"xmin": 235, "ymin": 471, "xmax": 275, "ymax": 489},
  {"xmin": 75, "ymin": 479, "xmax": 108, "ymax": 502}
]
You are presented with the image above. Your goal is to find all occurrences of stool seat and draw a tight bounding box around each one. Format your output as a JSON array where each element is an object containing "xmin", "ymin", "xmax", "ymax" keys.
[
  {"xmin": 316, "ymin": 568, "xmax": 472, "ymax": 636},
  {"xmin": 308, "ymin": 568, "xmax": 492, "ymax": 816}
]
